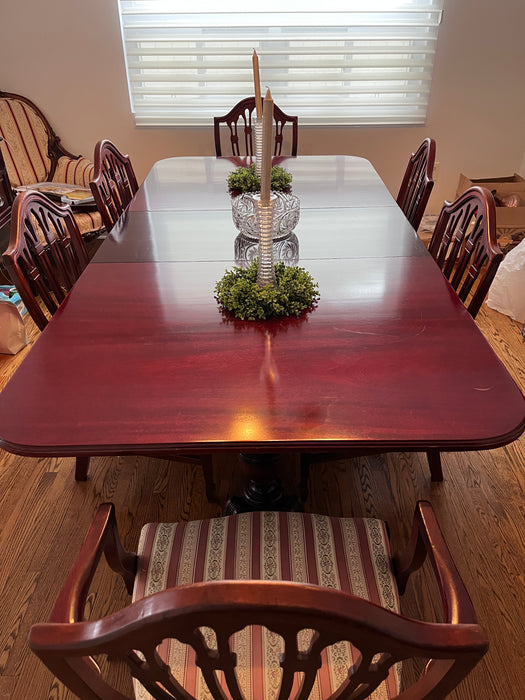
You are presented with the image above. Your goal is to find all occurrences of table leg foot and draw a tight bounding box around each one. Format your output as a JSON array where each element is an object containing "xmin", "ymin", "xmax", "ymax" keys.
[{"xmin": 225, "ymin": 453, "xmax": 301, "ymax": 514}]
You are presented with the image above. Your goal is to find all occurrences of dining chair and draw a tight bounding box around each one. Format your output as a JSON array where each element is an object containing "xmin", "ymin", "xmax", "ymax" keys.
[
  {"xmin": 90, "ymin": 139, "xmax": 139, "ymax": 232},
  {"xmin": 3, "ymin": 190, "xmax": 91, "ymax": 480},
  {"xmin": 29, "ymin": 500, "xmax": 487, "ymax": 700},
  {"xmin": 3, "ymin": 190, "xmax": 89, "ymax": 331},
  {"xmin": 214, "ymin": 96, "xmax": 298, "ymax": 157},
  {"xmin": 301, "ymin": 186, "xmax": 505, "ymax": 491},
  {"xmin": 2, "ymin": 189, "xmax": 216, "ymax": 497},
  {"xmin": 422, "ymin": 186, "xmax": 504, "ymax": 483},
  {"xmin": 92, "ymin": 141, "xmax": 214, "ymax": 493},
  {"xmin": 428, "ymin": 185, "xmax": 503, "ymax": 319},
  {"xmin": 396, "ymin": 138, "xmax": 436, "ymax": 231}
]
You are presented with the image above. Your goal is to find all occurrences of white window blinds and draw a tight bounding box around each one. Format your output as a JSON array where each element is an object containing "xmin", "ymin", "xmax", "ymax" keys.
[{"xmin": 118, "ymin": 0, "xmax": 444, "ymax": 127}]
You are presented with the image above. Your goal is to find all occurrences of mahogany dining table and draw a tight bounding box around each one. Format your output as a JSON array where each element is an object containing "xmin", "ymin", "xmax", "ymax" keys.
[{"xmin": 0, "ymin": 156, "xmax": 523, "ymax": 511}]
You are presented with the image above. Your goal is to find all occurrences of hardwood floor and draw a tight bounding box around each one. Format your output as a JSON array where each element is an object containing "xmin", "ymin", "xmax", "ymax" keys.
[{"xmin": 0, "ymin": 304, "xmax": 523, "ymax": 699}]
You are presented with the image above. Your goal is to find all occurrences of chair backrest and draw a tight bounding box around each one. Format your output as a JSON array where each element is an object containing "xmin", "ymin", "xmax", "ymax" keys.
[
  {"xmin": 0, "ymin": 90, "xmax": 92, "ymax": 188},
  {"xmin": 90, "ymin": 139, "xmax": 139, "ymax": 232},
  {"xmin": 214, "ymin": 96, "xmax": 298, "ymax": 157},
  {"xmin": 428, "ymin": 185, "xmax": 503, "ymax": 318},
  {"xmin": 396, "ymin": 137, "xmax": 436, "ymax": 230},
  {"xmin": 2, "ymin": 190, "xmax": 89, "ymax": 330}
]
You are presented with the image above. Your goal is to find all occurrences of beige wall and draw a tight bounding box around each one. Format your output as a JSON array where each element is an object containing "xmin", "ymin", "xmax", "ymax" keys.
[{"xmin": 1, "ymin": 0, "xmax": 524, "ymax": 214}]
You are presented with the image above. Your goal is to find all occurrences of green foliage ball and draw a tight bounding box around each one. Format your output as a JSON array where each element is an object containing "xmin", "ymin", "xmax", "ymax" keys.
[{"xmin": 215, "ymin": 260, "xmax": 320, "ymax": 320}]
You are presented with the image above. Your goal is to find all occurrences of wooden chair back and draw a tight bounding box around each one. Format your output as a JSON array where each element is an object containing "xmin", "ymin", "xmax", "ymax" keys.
[
  {"xmin": 214, "ymin": 96, "xmax": 298, "ymax": 157},
  {"xmin": 428, "ymin": 186, "xmax": 503, "ymax": 318},
  {"xmin": 396, "ymin": 137, "xmax": 436, "ymax": 230},
  {"xmin": 30, "ymin": 581, "xmax": 487, "ymax": 700},
  {"xmin": 3, "ymin": 190, "xmax": 89, "ymax": 330},
  {"xmin": 90, "ymin": 139, "xmax": 139, "ymax": 232},
  {"xmin": 29, "ymin": 502, "xmax": 488, "ymax": 700}
]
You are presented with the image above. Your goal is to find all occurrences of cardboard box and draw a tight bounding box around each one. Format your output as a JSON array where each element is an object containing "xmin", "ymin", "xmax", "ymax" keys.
[{"xmin": 457, "ymin": 173, "xmax": 525, "ymax": 229}]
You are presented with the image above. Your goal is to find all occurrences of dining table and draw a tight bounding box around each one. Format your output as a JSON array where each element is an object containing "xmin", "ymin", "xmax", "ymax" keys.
[{"xmin": 0, "ymin": 155, "xmax": 523, "ymax": 512}]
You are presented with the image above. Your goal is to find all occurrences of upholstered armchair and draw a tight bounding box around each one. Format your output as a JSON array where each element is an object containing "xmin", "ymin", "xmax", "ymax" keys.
[
  {"xmin": 30, "ymin": 501, "xmax": 488, "ymax": 699},
  {"xmin": 0, "ymin": 90, "xmax": 103, "ymax": 238}
]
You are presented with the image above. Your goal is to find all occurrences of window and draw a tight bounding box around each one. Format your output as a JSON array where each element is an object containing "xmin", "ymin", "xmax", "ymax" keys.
[{"xmin": 118, "ymin": 0, "xmax": 444, "ymax": 127}]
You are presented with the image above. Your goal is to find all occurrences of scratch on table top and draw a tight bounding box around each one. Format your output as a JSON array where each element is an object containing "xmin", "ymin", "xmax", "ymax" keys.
[{"xmin": 334, "ymin": 326, "xmax": 427, "ymax": 340}]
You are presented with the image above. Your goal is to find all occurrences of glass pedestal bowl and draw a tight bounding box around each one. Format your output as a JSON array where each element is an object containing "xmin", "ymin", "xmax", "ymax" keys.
[{"xmin": 231, "ymin": 191, "xmax": 300, "ymax": 241}]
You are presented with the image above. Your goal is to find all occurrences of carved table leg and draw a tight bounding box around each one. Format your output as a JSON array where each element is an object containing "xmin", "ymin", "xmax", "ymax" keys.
[{"xmin": 225, "ymin": 453, "xmax": 301, "ymax": 514}]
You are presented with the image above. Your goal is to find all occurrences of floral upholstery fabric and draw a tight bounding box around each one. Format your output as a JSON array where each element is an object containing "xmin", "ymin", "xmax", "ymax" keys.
[
  {"xmin": 133, "ymin": 511, "xmax": 401, "ymax": 700},
  {"xmin": 0, "ymin": 96, "xmax": 103, "ymax": 237}
]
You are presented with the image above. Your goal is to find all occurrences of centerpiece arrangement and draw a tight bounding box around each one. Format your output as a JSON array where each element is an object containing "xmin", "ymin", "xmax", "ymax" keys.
[
  {"xmin": 215, "ymin": 55, "xmax": 319, "ymax": 320},
  {"xmin": 229, "ymin": 163, "xmax": 300, "ymax": 241}
]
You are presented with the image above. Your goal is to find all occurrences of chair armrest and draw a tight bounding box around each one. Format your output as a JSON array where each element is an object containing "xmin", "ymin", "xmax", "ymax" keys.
[
  {"xmin": 49, "ymin": 503, "xmax": 137, "ymax": 624},
  {"xmin": 393, "ymin": 500, "xmax": 478, "ymax": 625}
]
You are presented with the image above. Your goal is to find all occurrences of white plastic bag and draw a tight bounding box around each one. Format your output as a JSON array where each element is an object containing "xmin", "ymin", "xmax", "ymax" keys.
[{"xmin": 486, "ymin": 238, "xmax": 525, "ymax": 323}]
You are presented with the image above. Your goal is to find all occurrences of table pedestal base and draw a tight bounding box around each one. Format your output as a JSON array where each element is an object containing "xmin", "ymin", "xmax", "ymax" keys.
[{"xmin": 225, "ymin": 453, "xmax": 301, "ymax": 514}]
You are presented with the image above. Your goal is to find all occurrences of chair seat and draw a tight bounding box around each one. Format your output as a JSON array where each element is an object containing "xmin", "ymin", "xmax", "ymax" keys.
[
  {"xmin": 133, "ymin": 511, "xmax": 400, "ymax": 700},
  {"xmin": 70, "ymin": 207, "xmax": 103, "ymax": 238},
  {"xmin": 54, "ymin": 155, "xmax": 104, "ymax": 237}
]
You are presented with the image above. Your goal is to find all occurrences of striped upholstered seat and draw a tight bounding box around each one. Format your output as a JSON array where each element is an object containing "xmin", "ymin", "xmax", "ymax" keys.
[
  {"xmin": 0, "ymin": 90, "xmax": 103, "ymax": 238},
  {"xmin": 29, "ymin": 502, "xmax": 488, "ymax": 700},
  {"xmin": 132, "ymin": 511, "xmax": 400, "ymax": 700}
]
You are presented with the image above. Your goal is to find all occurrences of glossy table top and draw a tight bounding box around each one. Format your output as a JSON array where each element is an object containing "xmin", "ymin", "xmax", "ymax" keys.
[
  {"xmin": 0, "ymin": 156, "xmax": 523, "ymax": 458},
  {"xmin": 130, "ymin": 156, "xmax": 399, "ymax": 212},
  {"xmin": 93, "ymin": 207, "xmax": 424, "ymax": 264}
]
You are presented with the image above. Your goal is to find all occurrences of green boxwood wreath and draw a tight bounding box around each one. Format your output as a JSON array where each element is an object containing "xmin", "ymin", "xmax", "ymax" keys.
[{"xmin": 215, "ymin": 260, "xmax": 320, "ymax": 320}]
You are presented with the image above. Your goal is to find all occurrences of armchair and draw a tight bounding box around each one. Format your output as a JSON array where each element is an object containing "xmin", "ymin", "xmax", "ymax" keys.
[
  {"xmin": 0, "ymin": 90, "xmax": 103, "ymax": 238},
  {"xmin": 29, "ymin": 501, "xmax": 487, "ymax": 700}
]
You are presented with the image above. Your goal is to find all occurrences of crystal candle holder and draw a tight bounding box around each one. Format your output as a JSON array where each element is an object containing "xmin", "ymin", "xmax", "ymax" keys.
[
  {"xmin": 253, "ymin": 117, "xmax": 263, "ymax": 179},
  {"xmin": 254, "ymin": 194, "xmax": 277, "ymax": 287},
  {"xmin": 231, "ymin": 191, "xmax": 300, "ymax": 241}
]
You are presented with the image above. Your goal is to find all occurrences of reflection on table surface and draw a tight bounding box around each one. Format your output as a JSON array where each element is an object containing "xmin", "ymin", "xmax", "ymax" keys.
[
  {"xmin": 234, "ymin": 233, "xmax": 299, "ymax": 267},
  {"xmin": 93, "ymin": 206, "xmax": 422, "ymax": 264},
  {"xmin": 130, "ymin": 155, "xmax": 398, "ymax": 212}
]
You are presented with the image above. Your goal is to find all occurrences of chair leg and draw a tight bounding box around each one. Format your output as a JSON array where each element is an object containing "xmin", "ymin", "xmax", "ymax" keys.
[
  {"xmin": 75, "ymin": 455, "xmax": 91, "ymax": 481},
  {"xmin": 426, "ymin": 450, "xmax": 443, "ymax": 481}
]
